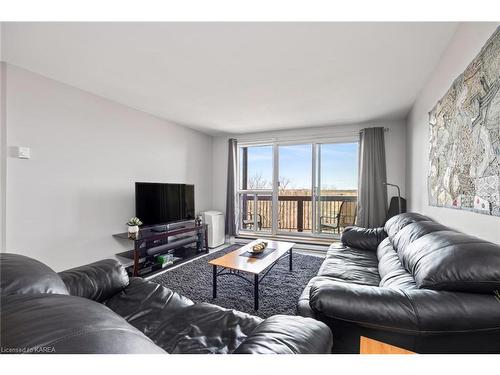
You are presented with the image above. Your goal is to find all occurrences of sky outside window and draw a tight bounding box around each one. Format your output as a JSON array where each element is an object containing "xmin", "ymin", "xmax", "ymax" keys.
[
  {"xmin": 319, "ymin": 143, "xmax": 358, "ymax": 190},
  {"xmin": 279, "ymin": 144, "xmax": 312, "ymax": 190},
  {"xmin": 241, "ymin": 142, "xmax": 358, "ymax": 191},
  {"xmin": 239, "ymin": 145, "xmax": 273, "ymax": 189}
]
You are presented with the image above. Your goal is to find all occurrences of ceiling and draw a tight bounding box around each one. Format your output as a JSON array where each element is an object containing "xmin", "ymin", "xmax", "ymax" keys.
[{"xmin": 3, "ymin": 22, "xmax": 458, "ymax": 135}]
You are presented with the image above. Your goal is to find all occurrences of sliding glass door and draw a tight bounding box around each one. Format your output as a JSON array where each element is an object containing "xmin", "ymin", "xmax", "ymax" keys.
[
  {"xmin": 277, "ymin": 144, "xmax": 313, "ymax": 234},
  {"xmin": 237, "ymin": 140, "xmax": 358, "ymax": 238},
  {"xmin": 314, "ymin": 142, "xmax": 359, "ymax": 235},
  {"xmin": 238, "ymin": 144, "xmax": 273, "ymax": 234}
]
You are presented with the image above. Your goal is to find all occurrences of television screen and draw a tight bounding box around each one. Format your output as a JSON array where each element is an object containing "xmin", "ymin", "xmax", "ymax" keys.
[{"xmin": 135, "ymin": 182, "xmax": 195, "ymax": 226}]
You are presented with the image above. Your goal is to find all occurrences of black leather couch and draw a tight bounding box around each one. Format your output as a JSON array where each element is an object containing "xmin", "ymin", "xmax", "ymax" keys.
[
  {"xmin": 298, "ymin": 212, "xmax": 500, "ymax": 353},
  {"xmin": 1, "ymin": 253, "xmax": 332, "ymax": 354}
]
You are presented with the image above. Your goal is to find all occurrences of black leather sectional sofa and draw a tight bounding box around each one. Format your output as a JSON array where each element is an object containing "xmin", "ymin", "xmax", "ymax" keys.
[
  {"xmin": 298, "ymin": 212, "xmax": 500, "ymax": 353},
  {"xmin": 1, "ymin": 253, "xmax": 332, "ymax": 354}
]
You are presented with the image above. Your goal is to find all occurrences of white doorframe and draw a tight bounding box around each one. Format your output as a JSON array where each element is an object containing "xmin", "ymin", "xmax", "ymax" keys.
[
  {"xmin": 271, "ymin": 142, "xmax": 279, "ymax": 235},
  {"xmin": 312, "ymin": 143, "xmax": 319, "ymax": 235}
]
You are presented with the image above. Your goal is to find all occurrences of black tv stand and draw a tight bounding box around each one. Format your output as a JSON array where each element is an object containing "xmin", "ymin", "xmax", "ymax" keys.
[
  {"xmin": 113, "ymin": 223, "xmax": 209, "ymax": 277},
  {"xmin": 151, "ymin": 225, "xmax": 167, "ymax": 233}
]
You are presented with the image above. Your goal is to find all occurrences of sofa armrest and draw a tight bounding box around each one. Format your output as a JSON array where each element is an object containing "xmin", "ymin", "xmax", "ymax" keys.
[
  {"xmin": 341, "ymin": 226, "xmax": 387, "ymax": 251},
  {"xmin": 59, "ymin": 259, "xmax": 129, "ymax": 302},
  {"xmin": 234, "ymin": 315, "xmax": 332, "ymax": 354},
  {"xmin": 310, "ymin": 280, "xmax": 417, "ymax": 331},
  {"xmin": 309, "ymin": 280, "xmax": 500, "ymax": 334}
]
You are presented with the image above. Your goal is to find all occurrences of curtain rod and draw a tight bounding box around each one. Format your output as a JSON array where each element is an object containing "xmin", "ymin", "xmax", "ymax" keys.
[
  {"xmin": 359, "ymin": 127, "xmax": 390, "ymax": 133},
  {"xmin": 236, "ymin": 127, "xmax": 390, "ymax": 143},
  {"xmin": 236, "ymin": 133, "xmax": 359, "ymax": 144}
]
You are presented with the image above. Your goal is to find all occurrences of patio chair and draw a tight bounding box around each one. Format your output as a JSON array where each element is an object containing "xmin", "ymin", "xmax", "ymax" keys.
[
  {"xmin": 320, "ymin": 200, "xmax": 357, "ymax": 234},
  {"xmin": 241, "ymin": 213, "xmax": 263, "ymax": 230}
]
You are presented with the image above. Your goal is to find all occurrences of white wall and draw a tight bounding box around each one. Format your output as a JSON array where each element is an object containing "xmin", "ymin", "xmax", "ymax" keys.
[
  {"xmin": 406, "ymin": 22, "xmax": 500, "ymax": 244},
  {"xmin": 1, "ymin": 62, "xmax": 6, "ymax": 252},
  {"xmin": 212, "ymin": 121, "xmax": 406, "ymax": 216},
  {"xmin": 1, "ymin": 24, "xmax": 6, "ymax": 252},
  {"xmin": 3, "ymin": 65, "xmax": 213, "ymax": 271}
]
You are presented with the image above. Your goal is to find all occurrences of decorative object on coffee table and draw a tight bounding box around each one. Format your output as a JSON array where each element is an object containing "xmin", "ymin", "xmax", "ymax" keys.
[
  {"xmin": 250, "ymin": 241, "xmax": 267, "ymax": 253},
  {"xmin": 126, "ymin": 217, "xmax": 143, "ymax": 239}
]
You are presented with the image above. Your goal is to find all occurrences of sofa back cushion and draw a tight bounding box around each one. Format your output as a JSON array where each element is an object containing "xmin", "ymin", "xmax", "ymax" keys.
[
  {"xmin": 59, "ymin": 259, "xmax": 129, "ymax": 302},
  {"xmin": 382, "ymin": 213, "xmax": 500, "ymax": 293},
  {"xmin": 377, "ymin": 237, "xmax": 417, "ymax": 289},
  {"xmin": 403, "ymin": 230, "xmax": 500, "ymax": 293},
  {"xmin": 394, "ymin": 220, "xmax": 450, "ymax": 269},
  {"xmin": 0, "ymin": 253, "xmax": 69, "ymax": 296},
  {"xmin": 1, "ymin": 294, "xmax": 165, "ymax": 353},
  {"xmin": 384, "ymin": 212, "xmax": 432, "ymax": 241}
]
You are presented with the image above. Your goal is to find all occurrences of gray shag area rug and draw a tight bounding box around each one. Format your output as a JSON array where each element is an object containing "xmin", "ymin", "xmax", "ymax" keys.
[{"xmin": 152, "ymin": 244, "xmax": 323, "ymax": 319}]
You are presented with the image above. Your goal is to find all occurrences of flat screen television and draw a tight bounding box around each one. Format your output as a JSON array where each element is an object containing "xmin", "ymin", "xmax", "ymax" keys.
[{"xmin": 135, "ymin": 182, "xmax": 195, "ymax": 226}]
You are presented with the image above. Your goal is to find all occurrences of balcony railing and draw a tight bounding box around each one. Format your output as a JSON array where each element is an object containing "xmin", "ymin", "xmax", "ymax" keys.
[{"xmin": 240, "ymin": 195, "xmax": 357, "ymax": 234}]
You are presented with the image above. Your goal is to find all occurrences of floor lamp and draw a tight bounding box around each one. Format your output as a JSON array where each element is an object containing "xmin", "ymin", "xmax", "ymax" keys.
[{"xmin": 384, "ymin": 182, "xmax": 402, "ymax": 214}]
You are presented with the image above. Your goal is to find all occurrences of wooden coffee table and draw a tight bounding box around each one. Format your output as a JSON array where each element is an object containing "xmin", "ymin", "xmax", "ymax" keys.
[{"xmin": 209, "ymin": 239, "xmax": 295, "ymax": 310}]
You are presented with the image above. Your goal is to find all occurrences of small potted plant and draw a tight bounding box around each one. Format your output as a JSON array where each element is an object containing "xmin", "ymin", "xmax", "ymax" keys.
[{"xmin": 127, "ymin": 217, "xmax": 143, "ymax": 239}]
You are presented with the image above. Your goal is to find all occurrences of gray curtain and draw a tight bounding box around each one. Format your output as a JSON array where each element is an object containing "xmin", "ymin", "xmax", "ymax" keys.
[
  {"xmin": 357, "ymin": 127, "xmax": 388, "ymax": 228},
  {"xmin": 225, "ymin": 138, "xmax": 237, "ymax": 236}
]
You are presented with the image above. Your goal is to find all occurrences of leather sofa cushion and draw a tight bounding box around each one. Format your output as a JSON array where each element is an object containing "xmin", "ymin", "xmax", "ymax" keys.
[
  {"xmin": 341, "ymin": 226, "xmax": 387, "ymax": 251},
  {"xmin": 321, "ymin": 244, "xmax": 380, "ymax": 286},
  {"xmin": 404, "ymin": 231, "xmax": 500, "ymax": 293},
  {"xmin": 234, "ymin": 315, "xmax": 332, "ymax": 354},
  {"xmin": 297, "ymin": 279, "xmax": 316, "ymax": 318},
  {"xmin": 308, "ymin": 279, "xmax": 500, "ymax": 333},
  {"xmin": 145, "ymin": 303, "xmax": 262, "ymax": 354},
  {"xmin": 297, "ymin": 275, "xmax": 342, "ymax": 318},
  {"xmin": 377, "ymin": 238, "xmax": 417, "ymax": 289},
  {"xmin": 1, "ymin": 294, "xmax": 165, "ymax": 353},
  {"xmin": 59, "ymin": 259, "xmax": 129, "ymax": 302},
  {"xmin": 105, "ymin": 278, "xmax": 260, "ymax": 353},
  {"xmin": 104, "ymin": 277, "xmax": 195, "ymax": 334},
  {"xmin": 0, "ymin": 253, "xmax": 69, "ymax": 296},
  {"xmin": 392, "ymin": 220, "xmax": 450, "ymax": 258},
  {"xmin": 384, "ymin": 212, "xmax": 432, "ymax": 242},
  {"xmin": 309, "ymin": 279, "xmax": 419, "ymax": 331}
]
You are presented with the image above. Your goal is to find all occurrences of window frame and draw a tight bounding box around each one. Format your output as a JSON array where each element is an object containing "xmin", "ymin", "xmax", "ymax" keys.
[{"xmin": 235, "ymin": 135, "xmax": 359, "ymax": 237}]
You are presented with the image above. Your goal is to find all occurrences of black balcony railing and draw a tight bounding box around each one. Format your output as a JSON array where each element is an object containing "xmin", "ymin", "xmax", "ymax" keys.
[{"xmin": 240, "ymin": 195, "xmax": 357, "ymax": 233}]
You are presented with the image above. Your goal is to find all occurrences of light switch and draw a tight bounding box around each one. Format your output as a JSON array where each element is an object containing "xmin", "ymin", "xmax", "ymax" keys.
[{"xmin": 18, "ymin": 146, "xmax": 31, "ymax": 159}]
